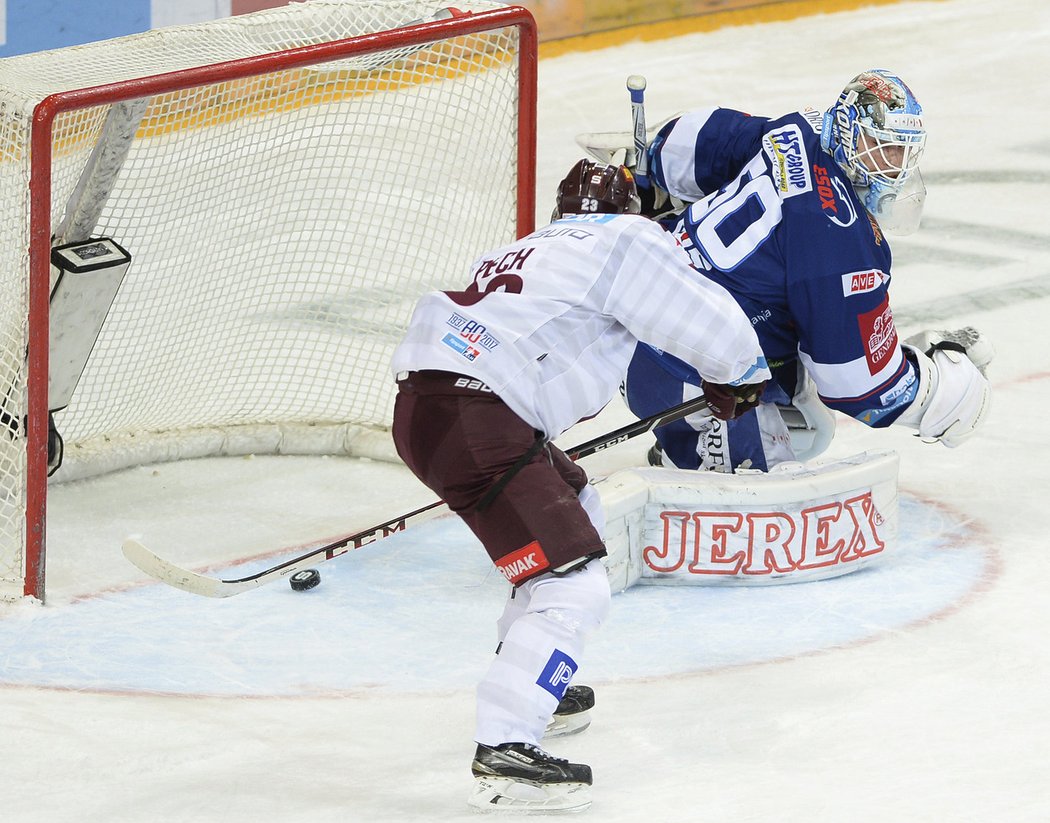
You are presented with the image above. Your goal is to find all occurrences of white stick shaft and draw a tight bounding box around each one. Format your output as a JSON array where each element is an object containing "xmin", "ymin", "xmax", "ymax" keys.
[{"xmin": 627, "ymin": 75, "xmax": 648, "ymax": 183}]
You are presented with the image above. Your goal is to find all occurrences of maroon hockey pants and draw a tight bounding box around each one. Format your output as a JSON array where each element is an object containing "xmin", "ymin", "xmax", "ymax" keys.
[{"xmin": 391, "ymin": 370, "xmax": 605, "ymax": 585}]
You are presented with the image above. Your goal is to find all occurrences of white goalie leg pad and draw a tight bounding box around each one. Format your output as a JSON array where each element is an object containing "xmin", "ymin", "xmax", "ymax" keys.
[
  {"xmin": 577, "ymin": 483, "xmax": 605, "ymax": 538},
  {"xmin": 895, "ymin": 343, "xmax": 991, "ymax": 448},
  {"xmin": 475, "ymin": 562, "xmax": 610, "ymax": 747},
  {"xmin": 754, "ymin": 402, "xmax": 796, "ymax": 468},
  {"xmin": 777, "ymin": 366, "xmax": 836, "ymax": 462},
  {"xmin": 596, "ymin": 450, "xmax": 899, "ymax": 588}
]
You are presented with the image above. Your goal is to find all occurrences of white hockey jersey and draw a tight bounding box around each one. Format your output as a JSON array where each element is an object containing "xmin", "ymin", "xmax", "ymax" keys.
[{"xmin": 391, "ymin": 213, "xmax": 769, "ymax": 438}]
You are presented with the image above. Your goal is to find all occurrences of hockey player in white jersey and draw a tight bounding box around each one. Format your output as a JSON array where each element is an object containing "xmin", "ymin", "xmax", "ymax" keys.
[{"xmin": 390, "ymin": 159, "xmax": 769, "ymax": 813}]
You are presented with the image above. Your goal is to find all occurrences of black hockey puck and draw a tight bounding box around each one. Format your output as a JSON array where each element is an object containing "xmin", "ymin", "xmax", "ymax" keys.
[{"xmin": 289, "ymin": 568, "xmax": 321, "ymax": 591}]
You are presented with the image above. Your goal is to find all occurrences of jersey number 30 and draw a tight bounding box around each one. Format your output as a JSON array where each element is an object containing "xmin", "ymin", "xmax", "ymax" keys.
[{"xmin": 681, "ymin": 155, "xmax": 782, "ymax": 272}]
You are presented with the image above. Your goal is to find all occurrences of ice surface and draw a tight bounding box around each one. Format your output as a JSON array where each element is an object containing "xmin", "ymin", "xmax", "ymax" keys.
[{"xmin": 3, "ymin": 1, "xmax": 1049, "ymax": 820}]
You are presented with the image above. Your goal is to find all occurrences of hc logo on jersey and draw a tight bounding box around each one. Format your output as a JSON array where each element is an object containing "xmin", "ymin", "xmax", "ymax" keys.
[{"xmin": 537, "ymin": 649, "xmax": 577, "ymax": 700}]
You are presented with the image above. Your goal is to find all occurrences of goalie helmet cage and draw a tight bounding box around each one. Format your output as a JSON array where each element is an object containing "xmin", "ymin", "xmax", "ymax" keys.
[{"xmin": 0, "ymin": 0, "xmax": 537, "ymax": 602}]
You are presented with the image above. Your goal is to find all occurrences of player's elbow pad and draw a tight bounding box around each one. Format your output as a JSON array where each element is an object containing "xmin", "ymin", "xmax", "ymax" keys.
[{"xmin": 894, "ymin": 343, "xmax": 991, "ymax": 447}]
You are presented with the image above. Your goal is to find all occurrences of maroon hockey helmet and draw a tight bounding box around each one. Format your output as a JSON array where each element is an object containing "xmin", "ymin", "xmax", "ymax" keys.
[{"xmin": 552, "ymin": 159, "xmax": 642, "ymax": 220}]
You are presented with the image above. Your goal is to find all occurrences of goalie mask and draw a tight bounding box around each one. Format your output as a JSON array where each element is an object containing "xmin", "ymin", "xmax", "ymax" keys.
[
  {"xmin": 552, "ymin": 159, "xmax": 642, "ymax": 221},
  {"xmin": 821, "ymin": 69, "xmax": 927, "ymax": 234}
]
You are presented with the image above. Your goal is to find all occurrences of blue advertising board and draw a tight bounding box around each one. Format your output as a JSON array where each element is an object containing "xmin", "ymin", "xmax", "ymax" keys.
[{"xmin": 1, "ymin": 0, "xmax": 152, "ymax": 58}]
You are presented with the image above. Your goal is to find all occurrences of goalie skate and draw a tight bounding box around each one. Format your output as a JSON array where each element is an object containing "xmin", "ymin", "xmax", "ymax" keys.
[
  {"xmin": 468, "ymin": 742, "xmax": 592, "ymax": 814},
  {"xmin": 543, "ymin": 684, "xmax": 595, "ymax": 739}
]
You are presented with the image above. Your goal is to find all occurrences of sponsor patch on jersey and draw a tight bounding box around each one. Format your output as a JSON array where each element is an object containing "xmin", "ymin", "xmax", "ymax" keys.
[
  {"xmin": 812, "ymin": 164, "xmax": 858, "ymax": 227},
  {"xmin": 858, "ymin": 297, "xmax": 898, "ymax": 376},
  {"xmin": 880, "ymin": 369, "xmax": 918, "ymax": 409},
  {"xmin": 441, "ymin": 333, "xmax": 481, "ymax": 361},
  {"xmin": 495, "ymin": 540, "xmax": 550, "ymax": 585},
  {"xmin": 799, "ymin": 107, "xmax": 824, "ymax": 134},
  {"xmin": 763, "ymin": 124, "xmax": 811, "ymax": 198},
  {"xmin": 841, "ymin": 269, "xmax": 888, "ymax": 296},
  {"xmin": 536, "ymin": 649, "xmax": 578, "ymax": 700}
]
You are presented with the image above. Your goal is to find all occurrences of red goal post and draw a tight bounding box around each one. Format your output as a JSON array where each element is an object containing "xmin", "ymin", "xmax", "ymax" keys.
[{"xmin": 0, "ymin": 1, "xmax": 537, "ymax": 602}]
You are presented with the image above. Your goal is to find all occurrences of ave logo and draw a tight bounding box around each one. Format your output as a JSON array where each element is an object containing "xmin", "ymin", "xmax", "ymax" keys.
[{"xmin": 841, "ymin": 269, "xmax": 888, "ymax": 296}]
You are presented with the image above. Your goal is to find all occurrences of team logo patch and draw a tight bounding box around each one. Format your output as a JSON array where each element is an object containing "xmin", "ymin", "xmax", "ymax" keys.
[
  {"xmin": 841, "ymin": 269, "xmax": 888, "ymax": 296},
  {"xmin": 495, "ymin": 540, "xmax": 550, "ymax": 585},
  {"xmin": 446, "ymin": 313, "xmax": 500, "ymax": 351},
  {"xmin": 536, "ymin": 649, "xmax": 577, "ymax": 700},
  {"xmin": 858, "ymin": 297, "xmax": 898, "ymax": 376}
]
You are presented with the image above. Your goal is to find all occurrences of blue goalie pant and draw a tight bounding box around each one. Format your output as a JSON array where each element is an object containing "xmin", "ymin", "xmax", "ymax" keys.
[{"xmin": 624, "ymin": 343, "xmax": 798, "ymax": 472}]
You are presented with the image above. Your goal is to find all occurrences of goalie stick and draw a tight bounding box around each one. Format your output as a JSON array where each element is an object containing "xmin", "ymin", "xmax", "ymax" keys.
[
  {"xmin": 627, "ymin": 74, "xmax": 649, "ymax": 187},
  {"xmin": 122, "ymin": 394, "xmax": 712, "ymax": 598}
]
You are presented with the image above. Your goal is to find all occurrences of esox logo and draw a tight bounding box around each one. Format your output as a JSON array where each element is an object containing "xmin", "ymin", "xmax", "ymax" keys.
[
  {"xmin": 642, "ymin": 493, "xmax": 885, "ymax": 578},
  {"xmin": 495, "ymin": 540, "xmax": 550, "ymax": 584},
  {"xmin": 812, "ymin": 163, "xmax": 857, "ymax": 227}
]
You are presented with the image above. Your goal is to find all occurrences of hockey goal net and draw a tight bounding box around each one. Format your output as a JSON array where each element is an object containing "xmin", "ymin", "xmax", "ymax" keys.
[{"xmin": 0, "ymin": 0, "xmax": 537, "ymax": 601}]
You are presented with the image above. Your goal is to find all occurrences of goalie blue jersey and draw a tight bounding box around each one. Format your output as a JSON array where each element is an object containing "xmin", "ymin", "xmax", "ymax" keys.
[{"xmin": 640, "ymin": 106, "xmax": 919, "ymax": 426}]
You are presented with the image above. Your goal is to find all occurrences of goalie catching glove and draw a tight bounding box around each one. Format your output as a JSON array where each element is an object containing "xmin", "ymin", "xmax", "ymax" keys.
[{"xmin": 894, "ymin": 327, "xmax": 992, "ymax": 448}]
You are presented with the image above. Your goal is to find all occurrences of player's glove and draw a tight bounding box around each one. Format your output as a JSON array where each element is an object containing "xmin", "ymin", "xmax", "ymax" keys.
[
  {"xmin": 904, "ymin": 327, "xmax": 994, "ymax": 375},
  {"xmin": 701, "ymin": 379, "xmax": 766, "ymax": 421},
  {"xmin": 894, "ymin": 327, "xmax": 993, "ymax": 448},
  {"xmin": 635, "ymin": 181, "xmax": 687, "ymax": 221}
]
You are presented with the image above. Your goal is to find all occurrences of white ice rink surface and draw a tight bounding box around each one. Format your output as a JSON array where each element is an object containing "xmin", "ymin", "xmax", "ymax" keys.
[{"xmin": 4, "ymin": 0, "xmax": 1050, "ymax": 819}]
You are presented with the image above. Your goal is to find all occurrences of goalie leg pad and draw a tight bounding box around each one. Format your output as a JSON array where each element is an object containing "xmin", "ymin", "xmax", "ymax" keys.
[{"xmin": 777, "ymin": 366, "xmax": 835, "ymax": 462}]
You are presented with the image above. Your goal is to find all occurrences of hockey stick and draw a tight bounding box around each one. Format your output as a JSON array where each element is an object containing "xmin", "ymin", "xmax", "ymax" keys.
[
  {"xmin": 627, "ymin": 74, "xmax": 649, "ymax": 187},
  {"xmin": 122, "ymin": 394, "xmax": 711, "ymax": 598}
]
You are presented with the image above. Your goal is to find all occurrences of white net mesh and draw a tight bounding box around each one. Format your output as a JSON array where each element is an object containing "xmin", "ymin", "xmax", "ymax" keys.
[{"xmin": 0, "ymin": 0, "xmax": 531, "ymax": 597}]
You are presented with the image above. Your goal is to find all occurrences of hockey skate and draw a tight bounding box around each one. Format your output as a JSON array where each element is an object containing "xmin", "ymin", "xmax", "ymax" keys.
[
  {"xmin": 543, "ymin": 685, "xmax": 595, "ymax": 739},
  {"xmin": 468, "ymin": 742, "xmax": 592, "ymax": 814},
  {"xmin": 646, "ymin": 442, "xmax": 666, "ymax": 467}
]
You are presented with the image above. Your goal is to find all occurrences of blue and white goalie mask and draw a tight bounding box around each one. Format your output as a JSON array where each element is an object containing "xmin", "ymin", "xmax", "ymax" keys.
[{"xmin": 821, "ymin": 69, "xmax": 927, "ymax": 235}]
